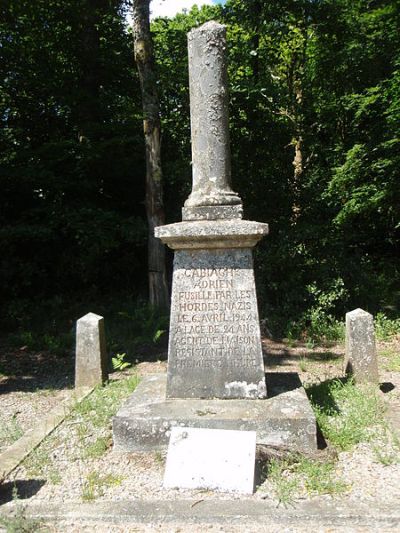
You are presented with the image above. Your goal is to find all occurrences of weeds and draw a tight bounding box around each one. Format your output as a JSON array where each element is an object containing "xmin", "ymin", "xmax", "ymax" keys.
[
  {"xmin": 111, "ymin": 352, "xmax": 131, "ymax": 371},
  {"xmin": 379, "ymin": 347, "xmax": 400, "ymax": 372},
  {"xmin": 81, "ymin": 471, "xmax": 122, "ymax": 502},
  {"xmin": 7, "ymin": 330, "xmax": 73, "ymax": 356},
  {"xmin": 373, "ymin": 428, "xmax": 400, "ymax": 465},
  {"xmin": 0, "ymin": 414, "xmax": 23, "ymax": 450},
  {"xmin": 299, "ymin": 357, "xmax": 308, "ymax": 372},
  {"xmin": 307, "ymin": 378, "xmax": 386, "ymax": 451},
  {"xmin": 72, "ymin": 374, "xmax": 139, "ymax": 429},
  {"xmin": 70, "ymin": 374, "xmax": 139, "ymax": 464},
  {"xmin": 23, "ymin": 440, "xmax": 61, "ymax": 484},
  {"xmin": 19, "ymin": 374, "xmax": 139, "ymax": 485},
  {"xmin": 84, "ymin": 436, "xmax": 112, "ymax": 459},
  {"xmin": 375, "ymin": 313, "xmax": 400, "ymax": 341},
  {"xmin": 285, "ymin": 279, "xmax": 346, "ymax": 343},
  {"xmin": 266, "ymin": 458, "xmax": 300, "ymax": 506},
  {"xmin": 265, "ymin": 455, "xmax": 347, "ymax": 505}
]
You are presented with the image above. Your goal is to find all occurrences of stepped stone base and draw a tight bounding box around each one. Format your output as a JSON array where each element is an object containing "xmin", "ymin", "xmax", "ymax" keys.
[{"xmin": 112, "ymin": 373, "xmax": 317, "ymax": 453}]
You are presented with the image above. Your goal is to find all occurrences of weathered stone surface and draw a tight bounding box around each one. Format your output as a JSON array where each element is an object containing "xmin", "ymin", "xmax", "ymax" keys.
[
  {"xmin": 163, "ymin": 427, "xmax": 256, "ymax": 494},
  {"xmin": 75, "ymin": 312, "xmax": 108, "ymax": 388},
  {"xmin": 112, "ymin": 373, "xmax": 317, "ymax": 453},
  {"xmin": 165, "ymin": 247, "xmax": 266, "ymax": 399},
  {"xmin": 184, "ymin": 21, "xmax": 241, "ymax": 211},
  {"xmin": 155, "ymin": 219, "xmax": 268, "ymax": 250},
  {"xmin": 182, "ymin": 204, "xmax": 243, "ymax": 221},
  {"xmin": 345, "ymin": 308, "xmax": 379, "ymax": 384}
]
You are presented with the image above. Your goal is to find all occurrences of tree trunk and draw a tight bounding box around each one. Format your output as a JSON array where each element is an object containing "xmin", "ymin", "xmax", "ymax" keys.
[{"xmin": 132, "ymin": 0, "xmax": 169, "ymax": 309}]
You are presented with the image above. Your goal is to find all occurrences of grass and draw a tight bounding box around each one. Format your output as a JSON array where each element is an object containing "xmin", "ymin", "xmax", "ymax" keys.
[
  {"xmin": 379, "ymin": 347, "xmax": 400, "ymax": 372},
  {"xmin": 373, "ymin": 427, "xmax": 400, "ymax": 465},
  {"xmin": 23, "ymin": 440, "xmax": 62, "ymax": 484},
  {"xmin": 20, "ymin": 373, "xmax": 139, "ymax": 484},
  {"xmin": 299, "ymin": 357, "xmax": 308, "ymax": 372},
  {"xmin": 81, "ymin": 471, "xmax": 122, "ymax": 502},
  {"xmin": 306, "ymin": 378, "xmax": 385, "ymax": 451},
  {"xmin": 70, "ymin": 374, "xmax": 139, "ymax": 469},
  {"xmin": 265, "ymin": 375, "xmax": 391, "ymax": 504},
  {"xmin": 375, "ymin": 313, "xmax": 400, "ymax": 341},
  {"xmin": 72, "ymin": 374, "xmax": 139, "ymax": 429},
  {"xmin": 265, "ymin": 455, "xmax": 348, "ymax": 506},
  {"xmin": 0, "ymin": 414, "xmax": 24, "ymax": 450}
]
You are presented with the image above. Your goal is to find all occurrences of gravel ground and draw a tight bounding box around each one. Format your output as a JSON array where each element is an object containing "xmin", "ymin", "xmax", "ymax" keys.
[
  {"xmin": 0, "ymin": 346, "xmax": 73, "ymax": 453},
  {"xmin": 1, "ymin": 338, "xmax": 400, "ymax": 528}
]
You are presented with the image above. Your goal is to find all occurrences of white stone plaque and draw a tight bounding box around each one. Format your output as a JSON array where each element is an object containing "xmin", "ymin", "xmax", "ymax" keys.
[{"xmin": 163, "ymin": 427, "xmax": 256, "ymax": 494}]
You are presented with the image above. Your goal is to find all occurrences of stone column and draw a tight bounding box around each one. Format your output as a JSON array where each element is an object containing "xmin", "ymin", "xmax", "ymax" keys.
[
  {"xmin": 155, "ymin": 21, "xmax": 268, "ymax": 399},
  {"xmin": 75, "ymin": 312, "xmax": 108, "ymax": 388},
  {"xmin": 183, "ymin": 21, "xmax": 242, "ymax": 221},
  {"xmin": 345, "ymin": 308, "xmax": 379, "ymax": 384}
]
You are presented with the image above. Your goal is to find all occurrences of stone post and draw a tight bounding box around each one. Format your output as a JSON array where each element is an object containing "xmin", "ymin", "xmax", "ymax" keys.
[
  {"xmin": 345, "ymin": 308, "xmax": 379, "ymax": 384},
  {"xmin": 183, "ymin": 21, "xmax": 242, "ymax": 221},
  {"xmin": 75, "ymin": 312, "xmax": 108, "ymax": 388}
]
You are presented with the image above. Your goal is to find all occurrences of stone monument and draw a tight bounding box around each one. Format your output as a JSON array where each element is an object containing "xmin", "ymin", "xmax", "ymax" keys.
[
  {"xmin": 113, "ymin": 21, "xmax": 317, "ymax": 454},
  {"xmin": 156, "ymin": 21, "xmax": 267, "ymax": 400}
]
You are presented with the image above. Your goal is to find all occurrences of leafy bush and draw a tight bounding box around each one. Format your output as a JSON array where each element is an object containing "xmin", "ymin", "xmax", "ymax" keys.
[
  {"xmin": 285, "ymin": 279, "xmax": 346, "ymax": 343},
  {"xmin": 375, "ymin": 312, "xmax": 400, "ymax": 341}
]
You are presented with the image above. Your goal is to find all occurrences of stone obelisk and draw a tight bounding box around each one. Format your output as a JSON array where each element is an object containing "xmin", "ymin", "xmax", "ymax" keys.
[{"xmin": 155, "ymin": 21, "xmax": 268, "ymax": 399}]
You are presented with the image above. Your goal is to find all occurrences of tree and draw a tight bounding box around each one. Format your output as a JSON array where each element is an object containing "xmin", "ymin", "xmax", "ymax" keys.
[
  {"xmin": 132, "ymin": 0, "xmax": 169, "ymax": 309},
  {"xmin": 0, "ymin": 0, "xmax": 147, "ymax": 325}
]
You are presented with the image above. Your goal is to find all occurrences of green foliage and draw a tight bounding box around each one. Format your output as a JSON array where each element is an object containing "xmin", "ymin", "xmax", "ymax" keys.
[
  {"xmin": 266, "ymin": 458, "xmax": 300, "ymax": 506},
  {"xmin": 81, "ymin": 471, "xmax": 122, "ymax": 502},
  {"xmin": 379, "ymin": 346, "xmax": 400, "ymax": 372},
  {"xmin": 7, "ymin": 330, "xmax": 73, "ymax": 356},
  {"xmin": 307, "ymin": 378, "xmax": 386, "ymax": 451},
  {"xmin": 285, "ymin": 279, "xmax": 346, "ymax": 343},
  {"xmin": 72, "ymin": 375, "xmax": 139, "ymax": 429},
  {"xmin": 266, "ymin": 454, "xmax": 347, "ymax": 505},
  {"xmin": 1, "ymin": 0, "xmax": 400, "ymax": 337},
  {"xmin": 0, "ymin": 414, "xmax": 23, "ymax": 450},
  {"xmin": 84, "ymin": 436, "xmax": 112, "ymax": 460},
  {"xmin": 110, "ymin": 300, "xmax": 169, "ymax": 355},
  {"xmin": 375, "ymin": 313, "xmax": 400, "ymax": 341},
  {"xmin": 0, "ymin": 0, "xmax": 147, "ymax": 320},
  {"xmin": 21, "ymin": 374, "xmax": 139, "ymax": 482},
  {"xmin": 111, "ymin": 352, "xmax": 131, "ymax": 371}
]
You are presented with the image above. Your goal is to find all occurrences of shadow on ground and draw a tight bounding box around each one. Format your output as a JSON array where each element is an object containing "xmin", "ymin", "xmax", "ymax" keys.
[
  {"xmin": 0, "ymin": 479, "xmax": 46, "ymax": 505},
  {"xmin": 0, "ymin": 348, "xmax": 74, "ymax": 394}
]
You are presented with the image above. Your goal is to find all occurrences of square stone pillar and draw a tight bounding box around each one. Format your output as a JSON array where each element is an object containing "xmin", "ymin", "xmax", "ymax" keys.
[
  {"xmin": 156, "ymin": 220, "xmax": 268, "ymax": 399},
  {"xmin": 345, "ymin": 308, "xmax": 379, "ymax": 384},
  {"xmin": 75, "ymin": 312, "xmax": 108, "ymax": 388}
]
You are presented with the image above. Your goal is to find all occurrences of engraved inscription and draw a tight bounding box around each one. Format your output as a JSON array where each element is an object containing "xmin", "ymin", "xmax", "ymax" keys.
[{"xmin": 170, "ymin": 262, "xmax": 262, "ymax": 371}]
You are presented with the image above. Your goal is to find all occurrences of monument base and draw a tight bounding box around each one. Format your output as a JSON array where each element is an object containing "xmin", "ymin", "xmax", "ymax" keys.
[{"xmin": 112, "ymin": 373, "xmax": 317, "ymax": 453}]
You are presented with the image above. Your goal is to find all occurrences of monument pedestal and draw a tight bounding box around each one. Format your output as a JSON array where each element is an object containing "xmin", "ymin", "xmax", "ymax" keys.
[
  {"xmin": 156, "ymin": 220, "xmax": 268, "ymax": 399},
  {"xmin": 113, "ymin": 373, "xmax": 317, "ymax": 453},
  {"xmin": 112, "ymin": 219, "xmax": 318, "ymax": 452}
]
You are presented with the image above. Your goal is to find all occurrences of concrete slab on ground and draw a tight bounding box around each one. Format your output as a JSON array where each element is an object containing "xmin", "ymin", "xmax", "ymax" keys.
[
  {"xmin": 1, "ymin": 499, "xmax": 399, "ymax": 529},
  {"xmin": 112, "ymin": 372, "xmax": 317, "ymax": 453}
]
